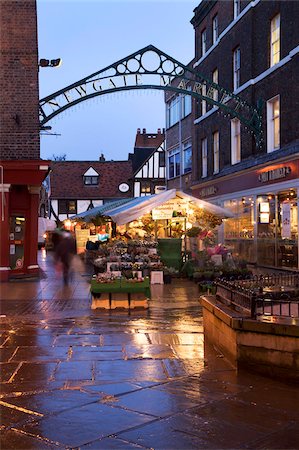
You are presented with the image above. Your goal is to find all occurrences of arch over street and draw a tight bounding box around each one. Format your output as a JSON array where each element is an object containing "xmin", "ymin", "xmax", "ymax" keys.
[{"xmin": 39, "ymin": 45, "xmax": 263, "ymax": 147}]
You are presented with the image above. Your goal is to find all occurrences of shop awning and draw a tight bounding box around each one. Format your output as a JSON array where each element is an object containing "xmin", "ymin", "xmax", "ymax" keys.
[
  {"xmin": 70, "ymin": 198, "xmax": 133, "ymax": 222},
  {"xmin": 106, "ymin": 189, "xmax": 233, "ymax": 225}
]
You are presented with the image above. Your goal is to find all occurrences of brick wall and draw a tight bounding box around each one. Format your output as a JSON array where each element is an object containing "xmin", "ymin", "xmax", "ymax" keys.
[
  {"xmin": 191, "ymin": 0, "xmax": 299, "ymax": 183},
  {"xmin": 0, "ymin": 0, "xmax": 40, "ymax": 159}
]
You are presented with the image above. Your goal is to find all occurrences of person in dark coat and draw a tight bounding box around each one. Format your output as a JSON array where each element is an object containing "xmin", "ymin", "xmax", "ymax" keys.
[{"xmin": 54, "ymin": 231, "xmax": 76, "ymax": 285}]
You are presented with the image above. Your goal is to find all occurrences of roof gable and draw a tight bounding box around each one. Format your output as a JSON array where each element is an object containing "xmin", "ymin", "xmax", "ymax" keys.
[
  {"xmin": 50, "ymin": 160, "xmax": 133, "ymax": 199},
  {"xmin": 84, "ymin": 167, "xmax": 99, "ymax": 176}
]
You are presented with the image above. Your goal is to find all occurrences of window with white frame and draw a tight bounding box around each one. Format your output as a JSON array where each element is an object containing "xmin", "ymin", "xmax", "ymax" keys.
[
  {"xmin": 166, "ymin": 95, "xmax": 180, "ymax": 128},
  {"xmin": 270, "ymin": 14, "xmax": 280, "ymax": 67},
  {"xmin": 233, "ymin": 47, "xmax": 240, "ymax": 90},
  {"xmin": 234, "ymin": 0, "xmax": 240, "ymax": 19},
  {"xmin": 212, "ymin": 15, "xmax": 218, "ymax": 44},
  {"xmin": 213, "ymin": 131, "xmax": 219, "ymax": 174},
  {"xmin": 267, "ymin": 95, "xmax": 280, "ymax": 152},
  {"xmin": 201, "ymin": 138, "xmax": 208, "ymax": 178},
  {"xmin": 183, "ymin": 142, "xmax": 192, "ymax": 174},
  {"xmin": 201, "ymin": 83, "xmax": 207, "ymax": 115},
  {"xmin": 183, "ymin": 88, "xmax": 192, "ymax": 117},
  {"xmin": 58, "ymin": 200, "xmax": 77, "ymax": 215},
  {"xmin": 201, "ymin": 29, "xmax": 207, "ymax": 55},
  {"xmin": 168, "ymin": 147, "xmax": 181, "ymax": 178},
  {"xmin": 212, "ymin": 68, "xmax": 218, "ymax": 103},
  {"xmin": 231, "ymin": 119, "xmax": 241, "ymax": 165},
  {"xmin": 84, "ymin": 175, "xmax": 99, "ymax": 185}
]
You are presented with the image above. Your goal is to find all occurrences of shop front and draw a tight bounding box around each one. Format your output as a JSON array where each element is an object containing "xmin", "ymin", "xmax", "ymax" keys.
[
  {"xmin": 192, "ymin": 158, "xmax": 299, "ymax": 270},
  {"xmin": 0, "ymin": 160, "xmax": 50, "ymax": 280}
]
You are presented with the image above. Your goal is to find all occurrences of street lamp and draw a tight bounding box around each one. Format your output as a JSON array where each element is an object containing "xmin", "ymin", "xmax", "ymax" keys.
[{"xmin": 39, "ymin": 58, "xmax": 62, "ymax": 68}]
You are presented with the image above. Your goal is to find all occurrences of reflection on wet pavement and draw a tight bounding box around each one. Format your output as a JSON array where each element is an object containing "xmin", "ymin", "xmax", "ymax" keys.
[{"xmin": 0, "ymin": 252, "xmax": 298, "ymax": 449}]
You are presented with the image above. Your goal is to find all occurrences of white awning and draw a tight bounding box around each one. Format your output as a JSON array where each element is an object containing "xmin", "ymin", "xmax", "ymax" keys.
[{"xmin": 106, "ymin": 189, "xmax": 233, "ymax": 225}]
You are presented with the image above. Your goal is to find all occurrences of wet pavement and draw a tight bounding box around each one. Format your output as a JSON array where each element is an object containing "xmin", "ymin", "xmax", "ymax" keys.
[{"xmin": 1, "ymin": 251, "xmax": 299, "ymax": 449}]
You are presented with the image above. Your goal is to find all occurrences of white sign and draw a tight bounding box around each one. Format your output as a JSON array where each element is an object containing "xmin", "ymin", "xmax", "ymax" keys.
[
  {"xmin": 152, "ymin": 205, "xmax": 174, "ymax": 220},
  {"xmin": 281, "ymin": 202, "xmax": 291, "ymax": 239}
]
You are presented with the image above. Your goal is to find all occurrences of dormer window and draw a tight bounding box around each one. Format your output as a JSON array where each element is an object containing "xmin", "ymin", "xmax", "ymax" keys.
[
  {"xmin": 84, "ymin": 176, "xmax": 99, "ymax": 185},
  {"xmin": 83, "ymin": 167, "xmax": 99, "ymax": 185}
]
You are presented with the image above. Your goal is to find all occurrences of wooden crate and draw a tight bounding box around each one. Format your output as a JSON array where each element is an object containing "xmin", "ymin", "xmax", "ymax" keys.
[
  {"xmin": 91, "ymin": 294, "xmax": 110, "ymax": 310},
  {"xmin": 111, "ymin": 292, "xmax": 129, "ymax": 309},
  {"xmin": 130, "ymin": 293, "xmax": 149, "ymax": 309}
]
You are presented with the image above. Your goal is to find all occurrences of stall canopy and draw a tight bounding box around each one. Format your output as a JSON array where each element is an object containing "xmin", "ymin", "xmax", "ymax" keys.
[
  {"xmin": 70, "ymin": 198, "xmax": 132, "ymax": 222},
  {"xmin": 105, "ymin": 189, "xmax": 234, "ymax": 225}
]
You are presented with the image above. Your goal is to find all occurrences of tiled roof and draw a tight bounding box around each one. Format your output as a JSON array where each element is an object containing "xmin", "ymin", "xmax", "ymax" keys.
[{"xmin": 50, "ymin": 161, "xmax": 133, "ymax": 199}]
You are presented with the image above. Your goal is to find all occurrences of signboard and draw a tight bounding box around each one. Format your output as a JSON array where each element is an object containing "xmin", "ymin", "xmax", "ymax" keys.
[
  {"xmin": 75, "ymin": 229, "xmax": 90, "ymax": 254},
  {"xmin": 281, "ymin": 202, "xmax": 291, "ymax": 239},
  {"xmin": 258, "ymin": 166, "xmax": 291, "ymax": 183},
  {"xmin": 152, "ymin": 206, "xmax": 174, "ymax": 220}
]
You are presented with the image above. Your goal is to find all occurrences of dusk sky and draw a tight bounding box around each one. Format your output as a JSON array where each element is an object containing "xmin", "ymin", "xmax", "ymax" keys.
[{"xmin": 37, "ymin": 0, "xmax": 198, "ymax": 162}]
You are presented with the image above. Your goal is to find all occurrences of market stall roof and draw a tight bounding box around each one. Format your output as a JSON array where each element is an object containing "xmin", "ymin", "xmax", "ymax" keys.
[
  {"xmin": 106, "ymin": 189, "xmax": 234, "ymax": 225},
  {"xmin": 70, "ymin": 198, "xmax": 133, "ymax": 222}
]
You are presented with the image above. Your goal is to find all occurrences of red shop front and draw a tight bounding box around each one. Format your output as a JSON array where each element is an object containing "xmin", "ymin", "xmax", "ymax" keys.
[{"xmin": 0, "ymin": 160, "xmax": 50, "ymax": 281}]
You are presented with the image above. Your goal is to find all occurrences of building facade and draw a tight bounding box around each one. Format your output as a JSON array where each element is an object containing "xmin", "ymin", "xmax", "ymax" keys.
[
  {"xmin": 48, "ymin": 128, "xmax": 166, "ymax": 223},
  {"xmin": 0, "ymin": 0, "xmax": 49, "ymax": 280},
  {"xmin": 48, "ymin": 160, "xmax": 133, "ymax": 223},
  {"xmin": 129, "ymin": 128, "xmax": 166, "ymax": 197},
  {"xmin": 164, "ymin": 66, "xmax": 194, "ymax": 193},
  {"xmin": 190, "ymin": 0, "xmax": 299, "ymax": 270}
]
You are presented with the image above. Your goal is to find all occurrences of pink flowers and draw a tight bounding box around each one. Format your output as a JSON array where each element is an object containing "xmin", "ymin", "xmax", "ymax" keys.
[{"xmin": 207, "ymin": 244, "xmax": 228, "ymax": 256}]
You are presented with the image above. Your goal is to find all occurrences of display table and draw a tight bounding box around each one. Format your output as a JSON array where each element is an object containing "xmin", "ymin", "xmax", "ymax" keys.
[{"xmin": 90, "ymin": 277, "xmax": 150, "ymax": 310}]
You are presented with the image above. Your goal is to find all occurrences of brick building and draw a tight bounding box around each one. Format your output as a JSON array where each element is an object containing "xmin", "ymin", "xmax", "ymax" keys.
[
  {"xmin": 48, "ymin": 160, "xmax": 133, "ymax": 223},
  {"xmin": 164, "ymin": 66, "xmax": 194, "ymax": 193},
  {"xmin": 47, "ymin": 128, "xmax": 166, "ymax": 223},
  {"xmin": 188, "ymin": 0, "xmax": 299, "ymax": 269},
  {"xmin": 0, "ymin": 0, "xmax": 49, "ymax": 280}
]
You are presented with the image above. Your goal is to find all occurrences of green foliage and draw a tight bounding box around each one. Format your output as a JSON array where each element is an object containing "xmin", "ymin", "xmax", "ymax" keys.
[{"xmin": 186, "ymin": 226, "xmax": 202, "ymax": 237}]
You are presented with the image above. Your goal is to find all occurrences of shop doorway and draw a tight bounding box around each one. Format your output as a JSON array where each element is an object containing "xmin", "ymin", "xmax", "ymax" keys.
[{"xmin": 9, "ymin": 215, "xmax": 26, "ymax": 272}]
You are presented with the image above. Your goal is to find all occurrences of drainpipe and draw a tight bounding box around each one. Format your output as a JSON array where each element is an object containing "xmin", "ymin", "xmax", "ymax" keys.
[{"xmin": 179, "ymin": 94, "xmax": 183, "ymax": 192}]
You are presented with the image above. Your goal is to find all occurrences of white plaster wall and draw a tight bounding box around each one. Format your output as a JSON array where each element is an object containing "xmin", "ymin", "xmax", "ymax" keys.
[
  {"xmin": 78, "ymin": 200, "xmax": 91, "ymax": 213},
  {"xmin": 93, "ymin": 200, "xmax": 103, "ymax": 207}
]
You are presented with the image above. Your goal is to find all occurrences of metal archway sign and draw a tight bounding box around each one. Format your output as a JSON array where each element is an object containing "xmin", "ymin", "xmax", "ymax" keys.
[{"xmin": 39, "ymin": 45, "xmax": 263, "ymax": 147}]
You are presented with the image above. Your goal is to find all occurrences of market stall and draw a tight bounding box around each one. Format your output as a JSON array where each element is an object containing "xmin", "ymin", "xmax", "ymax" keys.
[
  {"xmin": 68, "ymin": 189, "xmax": 233, "ymax": 309},
  {"xmin": 90, "ymin": 275, "xmax": 150, "ymax": 310}
]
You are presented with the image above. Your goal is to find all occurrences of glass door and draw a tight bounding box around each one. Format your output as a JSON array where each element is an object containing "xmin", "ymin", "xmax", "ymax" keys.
[{"xmin": 9, "ymin": 215, "xmax": 26, "ymax": 271}]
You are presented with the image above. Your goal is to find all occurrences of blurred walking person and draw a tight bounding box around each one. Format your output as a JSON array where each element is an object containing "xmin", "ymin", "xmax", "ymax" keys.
[{"xmin": 54, "ymin": 231, "xmax": 76, "ymax": 285}]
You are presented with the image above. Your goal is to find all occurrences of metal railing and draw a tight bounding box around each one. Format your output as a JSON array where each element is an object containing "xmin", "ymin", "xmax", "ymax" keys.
[{"xmin": 215, "ymin": 274, "xmax": 299, "ymax": 320}]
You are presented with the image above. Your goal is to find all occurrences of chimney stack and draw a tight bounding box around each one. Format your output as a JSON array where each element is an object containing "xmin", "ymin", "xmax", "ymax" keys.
[
  {"xmin": 99, "ymin": 153, "xmax": 105, "ymax": 162},
  {"xmin": 142, "ymin": 128, "xmax": 146, "ymax": 134},
  {"xmin": 137, "ymin": 128, "xmax": 141, "ymax": 134},
  {"xmin": 157, "ymin": 128, "xmax": 161, "ymax": 134}
]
